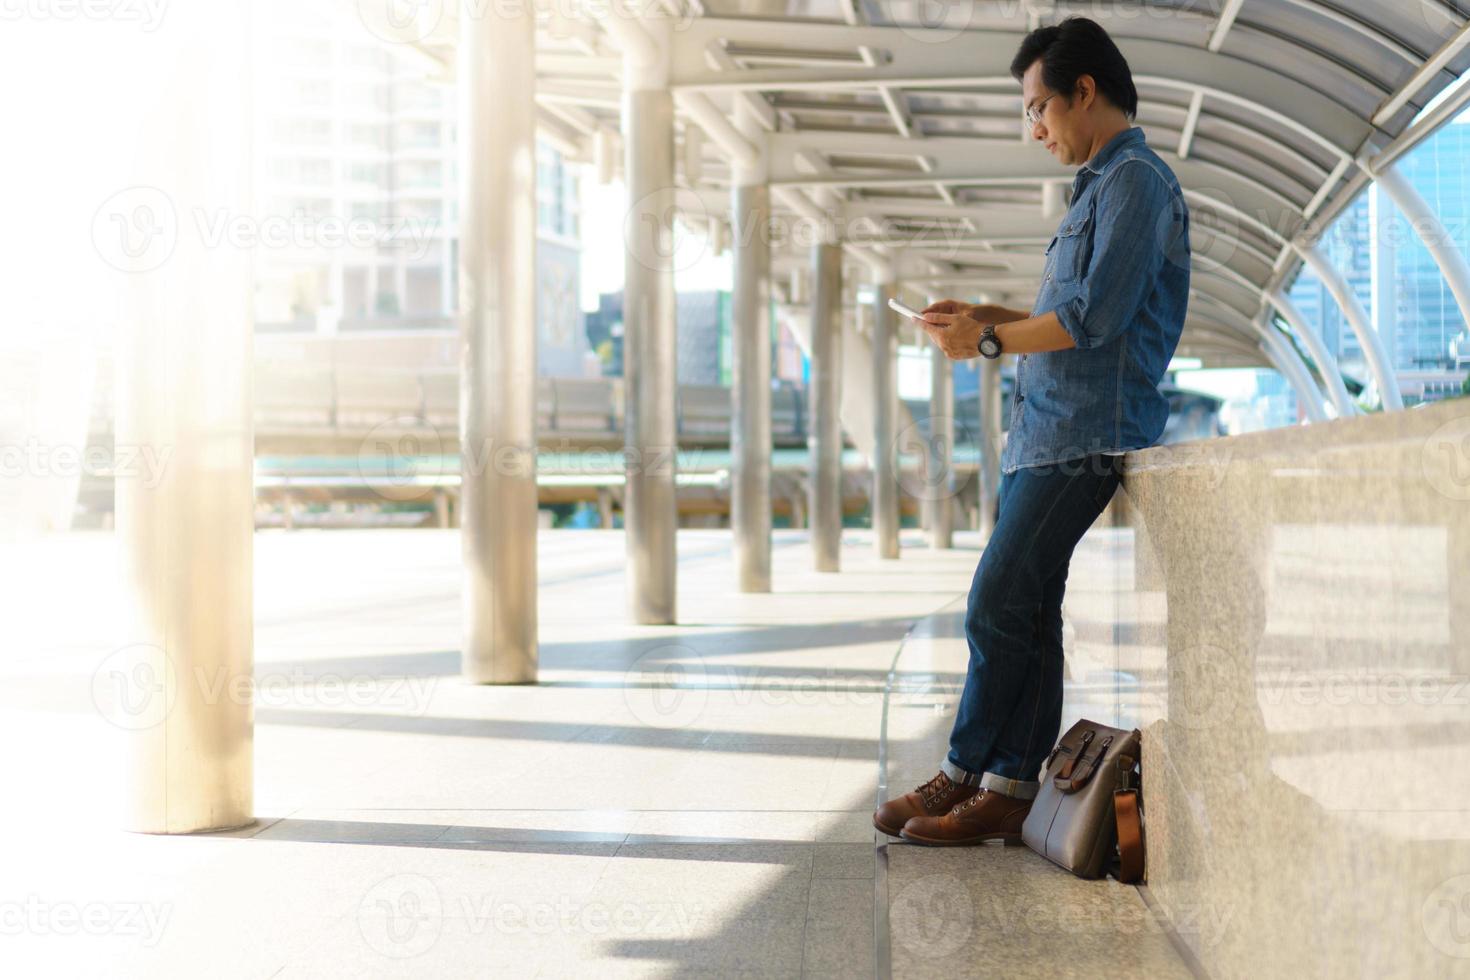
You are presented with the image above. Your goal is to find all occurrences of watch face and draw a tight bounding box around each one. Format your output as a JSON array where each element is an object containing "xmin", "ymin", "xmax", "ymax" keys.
[{"xmin": 979, "ymin": 335, "xmax": 1000, "ymax": 358}]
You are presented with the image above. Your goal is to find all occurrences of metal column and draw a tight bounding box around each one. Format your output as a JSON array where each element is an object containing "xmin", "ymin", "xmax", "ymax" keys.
[
  {"xmin": 1254, "ymin": 318, "xmax": 1329, "ymax": 422},
  {"xmin": 1270, "ymin": 290, "xmax": 1357, "ymax": 418},
  {"xmin": 927, "ymin": 347, "xmax": 955, "ymax": 549},
  {"xmin": 1297, "ymin": 244, "xmax": 1403, "ymax": 411},
  {"xmin": 1375, "ymin": 164, "xmax": 1470, "ymax": 340},
  {"xmin": 114, "ymin": 1, "xmax": 253, "ymax": 833},
  {"xmin": 621, "ymin": 22, "xmax": 678, "ymax": 623},
  {"xmin": 871, "ymin": 276, "xmax": 900, "ymax": 559},
  {"xmin": 809, "ymin": 241, "xmax": 843, "ymax": 571},
  {"xmin": 730, "ymin": 102, "xmax": 771, "ymax": 592},
  {"xmin": 459, "ymin": 2, "xmax": 538, "ymax": 682},
  {"xmin": 977, "ymin": 357, "xmax": 1002, "ymax": 542}
]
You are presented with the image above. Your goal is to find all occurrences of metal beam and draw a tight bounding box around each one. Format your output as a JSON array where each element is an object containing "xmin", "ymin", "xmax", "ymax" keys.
[
  {"xmin": 871, "ymin": 275, "xmax": 900, "ymax": 559},
  {"xmin": 1297, "ymin": 242, "xmax": 1404, "ymax": 410},
  {"xmin": 460, "ymin": 0, "xmax": 540, "ymax": 682},
  {"xmin": 809, "ymin": 241, "xmax": 843, "ymax": 572},
  {"xmin": 730, "ymin": 100, "xmax": 773, "ymax": 592},
  {"xmin": 1269, "ymin": 289, "xmax": 1359, "ymax": 418},
  {"xmin": 620, "ymin": 19, "xmax": 680, "ymax": 623}
]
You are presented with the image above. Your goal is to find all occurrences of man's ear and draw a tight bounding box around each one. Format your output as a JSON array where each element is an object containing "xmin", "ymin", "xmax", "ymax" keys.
[{"xmin": 1075, "ymin": 74, "xmax": 1096, "ymax": 112}]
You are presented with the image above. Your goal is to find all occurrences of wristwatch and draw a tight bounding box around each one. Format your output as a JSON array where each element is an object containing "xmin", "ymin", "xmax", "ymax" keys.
[{"xmin": 978, "ymin": 324, "xmax": 1002, "ymax": 359}]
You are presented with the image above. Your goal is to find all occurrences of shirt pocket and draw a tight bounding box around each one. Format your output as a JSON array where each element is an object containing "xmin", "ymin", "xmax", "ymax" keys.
[{"xmin": 1044, "ymin": 210, "xmax": 1094, "ymax": 285}]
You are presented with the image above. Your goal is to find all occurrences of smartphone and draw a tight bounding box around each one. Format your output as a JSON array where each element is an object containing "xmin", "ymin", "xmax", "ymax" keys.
[{"xmin": 887, "ymin": 297, "xmax": 928, "ymax": 322}]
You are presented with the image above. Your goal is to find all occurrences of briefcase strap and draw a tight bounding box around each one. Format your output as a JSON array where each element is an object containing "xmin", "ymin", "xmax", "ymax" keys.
[{"xmin": 1114, "ymin": 788, "xmax": 1145, "ymax": 884}]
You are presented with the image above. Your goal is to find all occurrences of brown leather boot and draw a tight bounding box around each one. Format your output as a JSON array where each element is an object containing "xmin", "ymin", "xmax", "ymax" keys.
[
  {"xmin": 898, "ymin": 787, "xmax": 1032, "ymax": 846},
  {"xmin": 873, "ymin": 771, "xmax": 979, "ymax": 837}
]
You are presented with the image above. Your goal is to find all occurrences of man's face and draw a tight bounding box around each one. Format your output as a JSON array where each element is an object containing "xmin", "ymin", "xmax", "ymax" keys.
[{"xmin": 1022, "ymin": 60, "xmax": 1086, "ymax": 166}]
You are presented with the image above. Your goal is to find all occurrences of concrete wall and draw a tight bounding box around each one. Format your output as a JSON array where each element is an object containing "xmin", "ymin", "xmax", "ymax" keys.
[{"xmin": 1106, "ymin": 397, "xmax": 1470, "ymax": 977}]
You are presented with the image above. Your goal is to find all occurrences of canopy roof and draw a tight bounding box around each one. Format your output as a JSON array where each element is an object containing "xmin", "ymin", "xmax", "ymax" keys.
[{"xmin": 388, "ymin": 0, "xmax": 1470, "ymax": 369}]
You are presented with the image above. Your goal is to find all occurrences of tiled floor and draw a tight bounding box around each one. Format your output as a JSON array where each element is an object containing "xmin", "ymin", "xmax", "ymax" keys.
[
  {"xmin": 3, "ymin": 526, "xmax": 981, "ymax": 977},
  {"xmin": 878, "ymin": 591, "xmax": 1192, "ymax": 980}
]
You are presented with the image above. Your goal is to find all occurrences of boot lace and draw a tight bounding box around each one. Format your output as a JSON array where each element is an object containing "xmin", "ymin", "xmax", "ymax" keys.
[
  {"xmin": 953, "ymin": 788, "xmax": 987, "ymax": 814},
  {"xmin": 915, "ymin": 772, "xmax": 953, "ymax": 808}
]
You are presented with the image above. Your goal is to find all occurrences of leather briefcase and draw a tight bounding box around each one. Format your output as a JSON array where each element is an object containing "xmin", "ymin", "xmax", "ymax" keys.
[{"xmin": 1021, "ymin": 719, "xmax": 1145, "ymax": 882}]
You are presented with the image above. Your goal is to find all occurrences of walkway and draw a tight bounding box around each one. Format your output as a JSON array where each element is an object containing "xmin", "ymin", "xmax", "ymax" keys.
[{"xmin": 3, "ymin": 528, "xmax": 966, "ymax": 976}]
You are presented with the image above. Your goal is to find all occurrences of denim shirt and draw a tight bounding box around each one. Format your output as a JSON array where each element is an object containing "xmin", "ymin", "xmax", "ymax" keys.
[{"xmin": 1001, "ymin": 126, "xmax": 1190, "ymax": 474}]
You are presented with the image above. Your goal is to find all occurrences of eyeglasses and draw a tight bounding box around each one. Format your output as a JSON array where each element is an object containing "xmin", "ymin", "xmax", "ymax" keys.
[{"xmin": 1025, "ymin": 92, "xmax": 1060, "ymax": 128}]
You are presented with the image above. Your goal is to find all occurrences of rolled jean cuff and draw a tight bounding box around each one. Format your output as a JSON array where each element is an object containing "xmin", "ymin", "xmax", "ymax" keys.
[
  {"xmin": 940, "ymin": 757, "xmax": 982, "ymax": 787},
  {"xmin": 980, "ymin": 771, "xmax": 1039, "ymax": 801}
]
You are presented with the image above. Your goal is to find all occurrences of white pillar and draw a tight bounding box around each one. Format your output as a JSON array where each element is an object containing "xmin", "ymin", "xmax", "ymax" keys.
[
  {"xmin": 730, "ymin": 100, "xmax": 772, "ymax": 592},
  {"xmin": 1297, "ymin": 243, "xmax": 1403, "ymax": 410},
  {"xmin": 809, "ymin": 241, "xmax": 843, "ymax": 572},
  {"xmin": 871, "ymin": 274, "xmax": 900, "ymax": 559},
  {"xmin": 114, "ymin": 0, "xmax": 253, "ymax": 833},
  {"xmin": 620, "ymin": 21, "xmax": 677, "ymax": 623},
  {"xmin": 1254, "ymin": 318, "xmax": 1329, "ymax": 422},
  {"xmin": 977, "ymin": 357, "xmax": 1002, "ymax": 541},
  {"xmin": 458, "ymin": 0, "xmax": 539, "ymax": 681},
  {"xmin": 926, "ymin": 345, "xmax": 955, "ymax": 549},
  {"xmin": 1269, "ymin": 290, "xmax": 1357, "ymax": 418}
]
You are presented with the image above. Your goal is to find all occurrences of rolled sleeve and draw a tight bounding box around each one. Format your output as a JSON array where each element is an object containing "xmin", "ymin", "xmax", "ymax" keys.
[{"xmin": 1051, "ymin": 161, "xmax": 1176, "ymax": 351}]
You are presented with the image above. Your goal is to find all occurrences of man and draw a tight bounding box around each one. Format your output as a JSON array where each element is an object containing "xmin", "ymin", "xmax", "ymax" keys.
[{"xmin": 873, "ymin": 17, "xmax": 1190, "ymax": 846}]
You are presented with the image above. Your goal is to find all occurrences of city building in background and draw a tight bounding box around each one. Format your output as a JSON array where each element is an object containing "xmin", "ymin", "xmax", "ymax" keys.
[
  {"xmin": 1288, "ymin": 111, "xmax": 1470, "ymax": 409},
  {"xmin": 250, "ymin": 0, "xmax": 591, "ymax": 380}
]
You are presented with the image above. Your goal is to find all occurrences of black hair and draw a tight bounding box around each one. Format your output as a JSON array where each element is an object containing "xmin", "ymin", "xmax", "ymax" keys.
[{"xmin": 1009, "ymin": 17, "xmax": 1139, "ymax": 119}]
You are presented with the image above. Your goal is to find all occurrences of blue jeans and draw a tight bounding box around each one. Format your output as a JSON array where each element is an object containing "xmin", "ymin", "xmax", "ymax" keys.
[{"xmin": 941, "ymin": 452, "xmax": 1123, "ymax": 799}]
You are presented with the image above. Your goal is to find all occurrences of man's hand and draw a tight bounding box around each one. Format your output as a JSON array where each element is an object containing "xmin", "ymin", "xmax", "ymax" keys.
[{"xmin": 919, "ymin": 312, "xmax": 985, "ymax": 361}]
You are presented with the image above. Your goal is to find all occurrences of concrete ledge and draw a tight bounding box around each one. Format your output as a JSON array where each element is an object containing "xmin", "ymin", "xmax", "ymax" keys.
[{"xmin": 1119, "ymin": 397, "xmax": 1470, "ymax": 977}]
